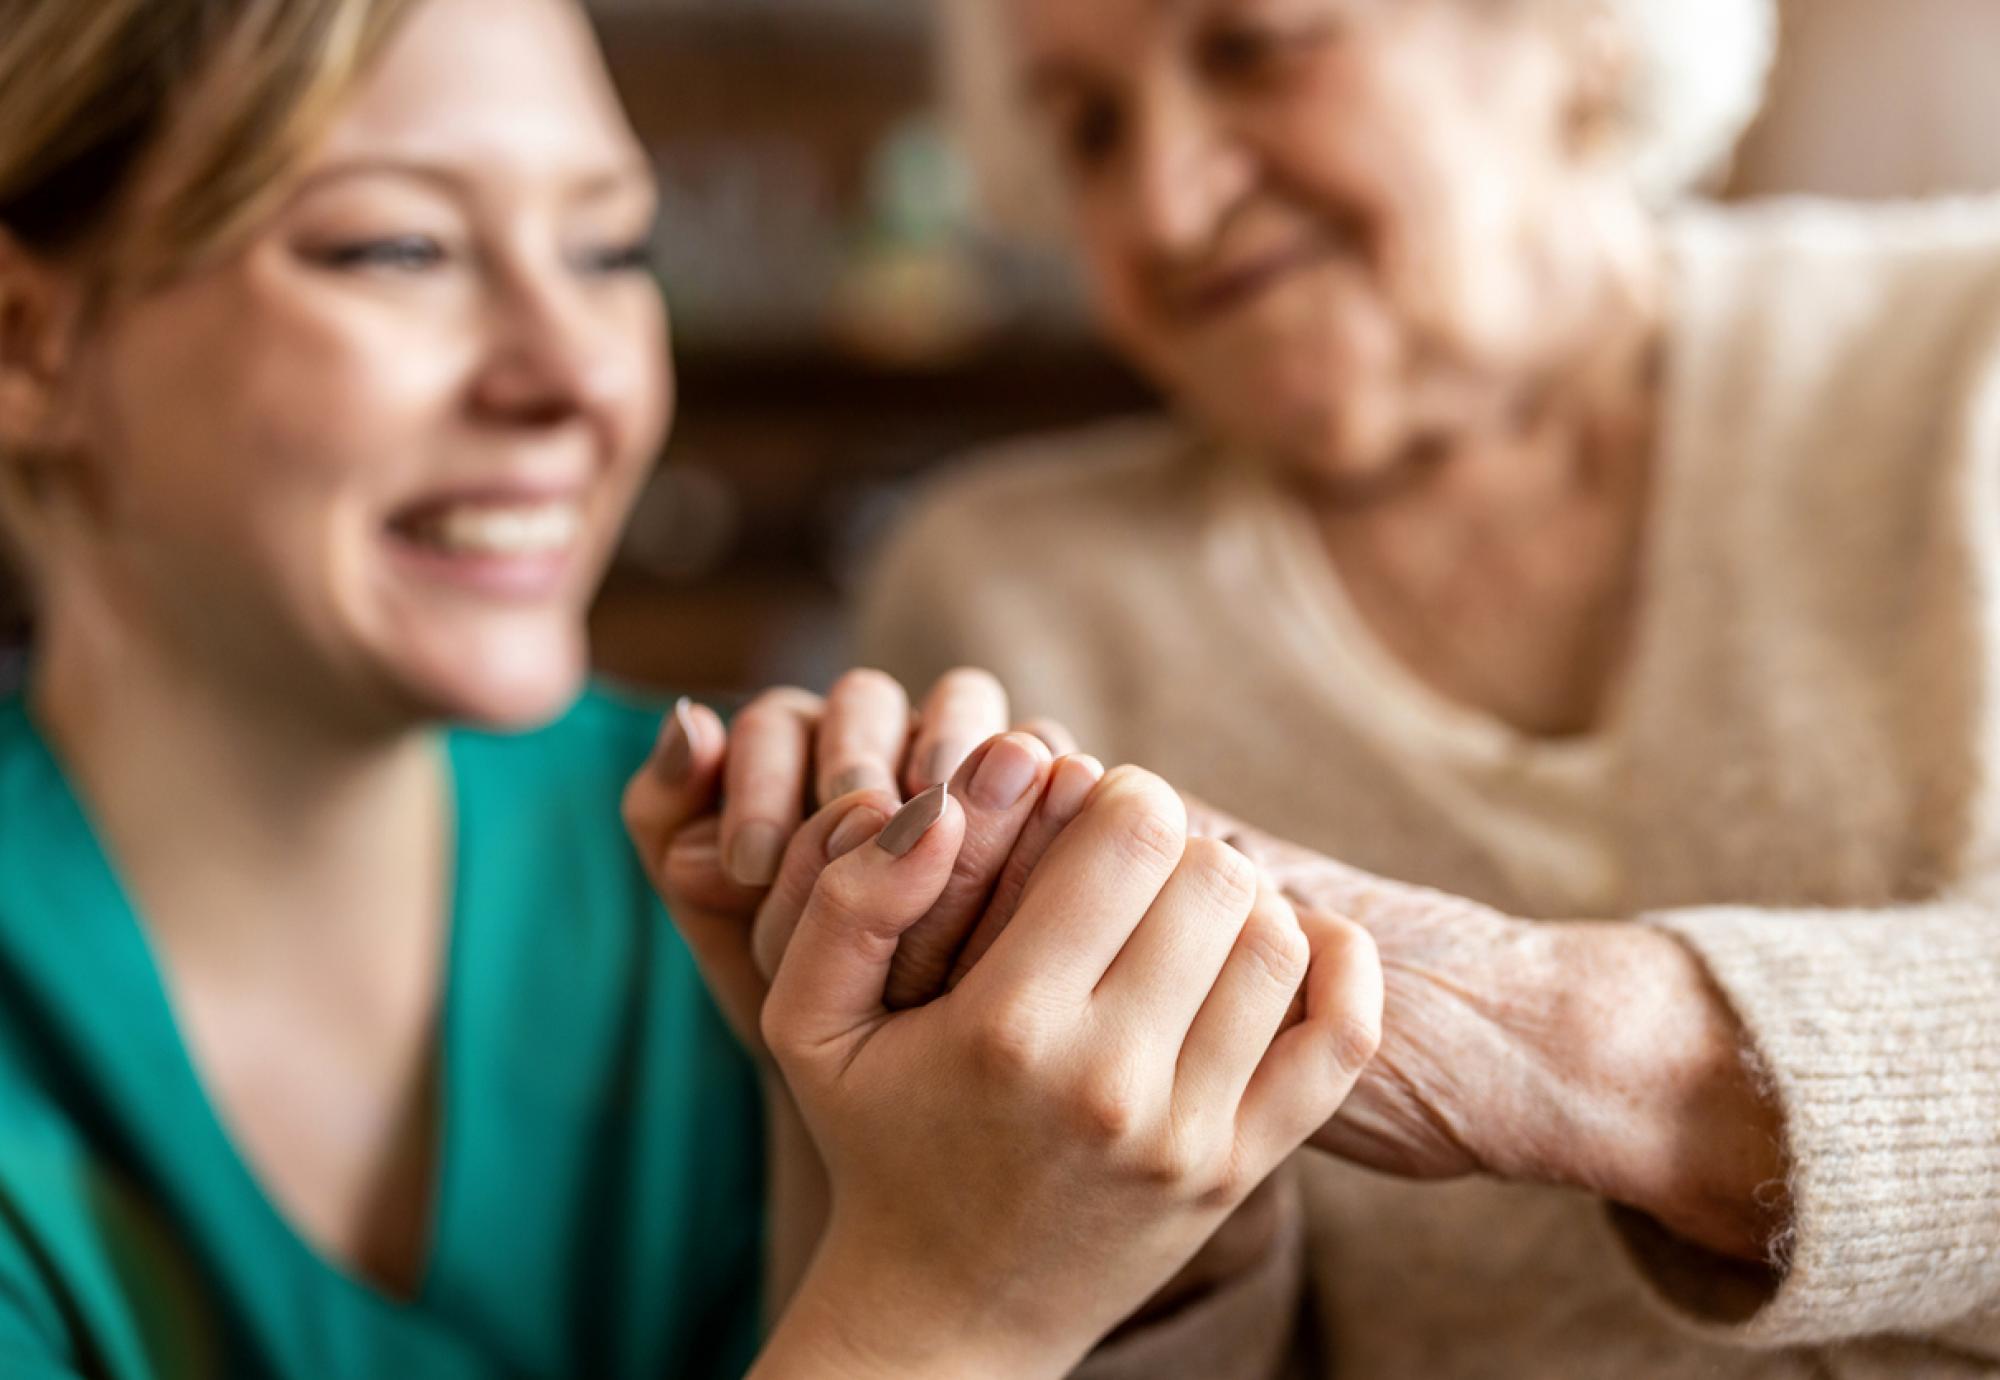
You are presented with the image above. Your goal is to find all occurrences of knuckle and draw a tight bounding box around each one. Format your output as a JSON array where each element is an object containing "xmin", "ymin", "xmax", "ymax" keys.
[
  {"xmin": 1096, "ymin": 768, "xmax": 1188, "ymax": 871},
  {"xmin": 1182, "ymin": 837, "xmax": 1261, "ymax": 917},
  {"xmin": 1071, "ymin": 1067, "xmax": 1146, "ymax": 1144},
  {"xmin": 1133, "ymin": 1127, "xmax": 1225, "ymax": 1192},
  {"xmin": 831, "ymin": 667, "xmax": 905, "ymax": 706},
  {"xmin": 968, "ymin": 1001, "xmax": 1053, "ymax": 1082},
  {"xmin": 937, "ymin": 666, "xmax": 1006, "ymax": 701},
  {"xmin": 739, "ymin": 687, "xmax": 822, "ymax": 729},
  {"xmin": 1238, "ymin": 901, "xmax": 1311, "ymax": 988},
  {"xmin": 1332, "ymin": 1012, "xmax": 1383, "ymax": 1077}
]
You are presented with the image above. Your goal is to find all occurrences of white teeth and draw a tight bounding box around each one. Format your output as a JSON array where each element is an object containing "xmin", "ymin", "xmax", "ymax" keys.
[{"xmin": 421, "ymin": 502, "xmax": 582, "ymax": 558}]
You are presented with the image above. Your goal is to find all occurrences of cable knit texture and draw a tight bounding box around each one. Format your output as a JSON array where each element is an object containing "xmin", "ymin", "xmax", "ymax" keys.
[{"xmin": 857, "ymin": 198, "xmax": 2000, "ymax": 1376}]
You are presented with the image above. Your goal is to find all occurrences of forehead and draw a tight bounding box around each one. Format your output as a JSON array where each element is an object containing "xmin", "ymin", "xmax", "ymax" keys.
[
  {"xmin": 315, "ymin": 0, "xmax": 643, "ymax": 176},
  {"xmin": 1009, "ymin": 0, "xmax": 1198, "ymax": 54}
]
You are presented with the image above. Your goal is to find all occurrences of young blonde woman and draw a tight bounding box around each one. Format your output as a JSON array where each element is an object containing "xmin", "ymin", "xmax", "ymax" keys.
[
  {"xmin": 0, "ymin": 1, "xmax": 1383, "ymax": 1376},
  {"xmin": 858, "ymin": 0, "xmax": 2000, "ymax": 1374}
]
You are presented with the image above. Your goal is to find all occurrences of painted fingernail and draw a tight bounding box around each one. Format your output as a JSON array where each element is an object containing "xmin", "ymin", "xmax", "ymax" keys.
[
  {"xmin": 824, "ymin": 766, "xmax": 876, "ymax": 803},
  {"xmin": 877, "ymin": 783, "xmax": 949, "ymax": 858},
  {"xmin": 726, "ymin": 821, "xmax": 785, "ymax": 887},
  {"xmin": 826, "ymin": 805, "xmax": 887, "ymax": 860},
  {"xmin": 1044, "ymin": 756, "xmax": 1103, "ymax": 824},
  {"xmin": 657, "ymin": 697, "xmax": 697, "ymax": 785},
  {"xmin": 921, "ymin": 740, "xmax": 968, "ymax": 789},
  {"xmin": 969, "ymin": 737, "xmax": 1039, "ymax": 811}
]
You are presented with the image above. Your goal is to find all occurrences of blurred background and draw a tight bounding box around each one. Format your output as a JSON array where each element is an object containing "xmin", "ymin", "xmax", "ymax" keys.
[{"xmin": 8, "ymin": 0, "xmax": 2000, "ymax": 700}]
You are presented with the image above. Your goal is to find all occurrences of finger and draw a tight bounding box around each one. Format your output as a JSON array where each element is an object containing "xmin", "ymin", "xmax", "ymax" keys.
[
  {"xmin": 883, "ymin": 732, "xmax": 1054, "ymax": 1009},
  {"xmin": 719, "ymin": 688, "xmax": 823, "ymax": 888},
  {"xmin": 815, "ymin": 669, "xmax": 911, "ymax": 806},
  {"xmin": 904, "ymin": 668, "xmax": 1009, "ymax": 794},
  {"xmin": 750, "ymin": 786, "xmax": 903, "ymax": 982},
  {"xmin": 762, "ymin": 786, "xmax": 965, "ymax": 1054},
  {"xmin": 652, "ymin": 816, "xmax": 774, "ymax": 1052},
  {"xmin": 662, "ymin": 818, "xmax": 766, "ymax": 919},
  {"xmin": 1172, "ymin": 875, "xmax": 1310, "ymax": 1120},
  {"xmin": 1093, "ymin": 836, "xmax": 1260, "ymax": 1045},
  {"xmin": 621, "ymin": 698, "xmax": 727, "ymax": 883},
  {"xmin": 1015, "ymin": 717, "xmax": 1079, "ymax": 758},
  {"xmin": 1235, "ymin": 911, "xmax": 1383, "ymax": 1166},
  {"xmin": 947, "ymin": 754, "xmax": 1106, "ymax": 989},
  {"xmin": 969, "ymin": 765, "xmax": 1188, "ymax": 1006}
]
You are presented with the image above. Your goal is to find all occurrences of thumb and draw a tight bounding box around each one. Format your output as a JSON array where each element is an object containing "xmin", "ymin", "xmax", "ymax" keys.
[
  {"xmin": 622, "ymin": 698, "xmax": 727, "ymax": 886},
  {"xmin": 762, "ymin": 784, "xmax": 964, "ymax": 1058}
]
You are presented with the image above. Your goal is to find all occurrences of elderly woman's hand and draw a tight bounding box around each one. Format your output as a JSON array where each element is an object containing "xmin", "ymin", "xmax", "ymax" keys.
[{"xmin": 1199, "ymin": 803, "xmax": 1793, "ymax": 1264}]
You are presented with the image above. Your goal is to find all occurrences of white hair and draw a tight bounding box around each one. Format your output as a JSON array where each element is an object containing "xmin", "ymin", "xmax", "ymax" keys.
[{"xmin": 940, "ymin": 0, "xmax": 1779, "ymax": 237}]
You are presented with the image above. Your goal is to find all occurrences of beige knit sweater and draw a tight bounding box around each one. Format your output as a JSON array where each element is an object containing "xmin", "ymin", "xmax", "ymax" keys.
[{"xmin": 857, "ymin": 198, "xmax": 2000, "ymax": 1378}]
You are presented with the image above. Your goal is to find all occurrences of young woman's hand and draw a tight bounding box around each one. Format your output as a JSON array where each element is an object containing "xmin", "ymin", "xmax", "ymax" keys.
[
  {"xmin": 622, "ymin": 668, "xmax": 1073, "ymax": 1053},
  {"xmin": 749, "ymin": 768, "xmax": 1383, "ymax": 1380}
]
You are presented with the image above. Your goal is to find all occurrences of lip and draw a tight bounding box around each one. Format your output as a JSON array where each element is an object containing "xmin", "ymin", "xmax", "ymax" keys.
[
  {"xmin": 388, "ymin": 479, "xmax": 593, "ymax": 522},
  {"xmin": 1171, "ymin": 239, "xmax": 1344, "ymax": 322},
  {"xmin": 383, "ymin": 483, "xmax": 595, "ymax": 603}
]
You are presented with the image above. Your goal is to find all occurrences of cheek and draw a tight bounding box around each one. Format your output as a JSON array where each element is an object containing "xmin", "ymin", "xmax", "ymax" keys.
[
  {"xmin": 101, "ymin": 280, "xmax": 469, "ymax": 533},
  {"xmin": 619, "ymin": 296, "xmax": 674, "ymax": 468}
]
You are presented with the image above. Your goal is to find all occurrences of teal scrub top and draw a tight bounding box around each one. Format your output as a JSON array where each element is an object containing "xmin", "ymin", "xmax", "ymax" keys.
[{"xmin": 0, "ymin": 686, "xmax": 764, "ymax": 1379}]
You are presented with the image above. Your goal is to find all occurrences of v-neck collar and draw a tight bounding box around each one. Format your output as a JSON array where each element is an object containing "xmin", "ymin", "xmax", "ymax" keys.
[{"xmin": 0, "ymin": 695, "xmax": 504, "ymax": 1376}]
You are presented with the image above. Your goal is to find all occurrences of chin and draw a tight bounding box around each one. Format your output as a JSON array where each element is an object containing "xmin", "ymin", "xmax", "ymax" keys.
[{"xmin": 386, "ymin": 620, "xmax": 593, "ymax": 732}]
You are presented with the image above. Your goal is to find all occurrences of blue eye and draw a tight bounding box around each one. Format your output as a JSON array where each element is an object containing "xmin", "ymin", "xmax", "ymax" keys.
[{"xmin": 311, "ymin": 236, "xmax": 447, "ymax": 272}]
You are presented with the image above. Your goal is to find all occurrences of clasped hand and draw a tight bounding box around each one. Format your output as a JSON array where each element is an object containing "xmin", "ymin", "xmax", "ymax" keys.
[{"xmin": 624, "ymin": 670, "xmax": 1383, "ymax": 1376}]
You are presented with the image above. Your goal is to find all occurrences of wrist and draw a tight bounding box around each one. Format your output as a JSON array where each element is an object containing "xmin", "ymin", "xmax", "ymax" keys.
[
  {"xmin": 757, "ymin": 1227, "xmax": 1088, "ymax": 1380},
  {"xmin": 1537, "ymin": 923, "xmax": 1790, "ymax": 1261}
]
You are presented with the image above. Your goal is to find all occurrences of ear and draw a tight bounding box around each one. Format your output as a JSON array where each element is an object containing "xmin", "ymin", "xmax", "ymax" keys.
[{"xmin": 0, "ymin": 228, "xmax": 84, "ymax": 454}]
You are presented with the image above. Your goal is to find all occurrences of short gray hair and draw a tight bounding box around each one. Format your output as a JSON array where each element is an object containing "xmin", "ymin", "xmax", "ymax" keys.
[{"xmin": 940, "ymin": 0, "xmax": 1778, "ymax": 237}]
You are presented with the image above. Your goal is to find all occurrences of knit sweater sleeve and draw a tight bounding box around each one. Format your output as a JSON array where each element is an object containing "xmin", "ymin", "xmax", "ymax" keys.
[{"xmin": 1611, "ymin": 899, "xmax": 2000, "ymax": 1353}]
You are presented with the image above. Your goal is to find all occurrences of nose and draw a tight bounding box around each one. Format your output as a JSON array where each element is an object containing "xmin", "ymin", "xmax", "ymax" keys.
[
  {"xmin": 471, "ymin": 259, "xmax": 627, "ymax": 431},
  {"xmin": 1124, "ymin": 78, "xmax": 1255, "ymax": 259}
]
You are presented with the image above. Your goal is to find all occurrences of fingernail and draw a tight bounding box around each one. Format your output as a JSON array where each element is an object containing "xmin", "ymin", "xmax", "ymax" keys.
[
  {"xmin": 824, "ymin": 766, "xmax": 875, "ymax": 802},
  {"xmin": 969, "ymin": 737, "xmax": 1038, "ymax": 811},
  {"xmin": 921, "ymin": 740, "xmax": 968, "ymax": 789},
  {"xmin": 826, "ymin": 805, "xmax": 886, "ymax": 860},
  {"xmin": 726, "ymin": 821, "xmax": 785, "ymax": 887},
  {"xmin": 877, "ymin": 783, "xmax": 948, "ymax": 858},
  {"xmin": 657, "ymin": 697, "xmax": 696, "ymax": 785},
  {"xmin": 1044, "ymin": 756, "xmax": 1103, "ymax": 824}
]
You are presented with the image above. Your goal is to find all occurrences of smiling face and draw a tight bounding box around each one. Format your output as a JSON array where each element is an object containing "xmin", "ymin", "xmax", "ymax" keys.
[
  {"xmin": 43, "ymin": 0, "xmax": 666, "ymax": 731},
  {"xmin": 1011, "ymin": 0, "xmax": 1642, "ymax": 487}
]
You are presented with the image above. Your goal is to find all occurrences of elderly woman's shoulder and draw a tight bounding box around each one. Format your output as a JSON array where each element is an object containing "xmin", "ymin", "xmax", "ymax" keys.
[{"xmin": 1676, "ymin": 195, "xmax": 2000, "ymax": 305}]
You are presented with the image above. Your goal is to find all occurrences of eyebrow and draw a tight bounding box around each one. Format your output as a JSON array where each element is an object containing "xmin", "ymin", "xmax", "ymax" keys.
[
  {"xmin": 288, "ymin": 156, "xmax": 657, "ymax": 202},
  {"xmin": 1022, "ymin": 57, "xmax": 1102, "ymax": 106},
  {"xmin": 1021, "ymin": 0, "xmax": 1202, "ymax": 104}
]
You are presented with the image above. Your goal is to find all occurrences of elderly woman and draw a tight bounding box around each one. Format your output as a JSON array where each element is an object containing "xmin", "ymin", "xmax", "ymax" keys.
[
  {"xmin": 0, "ymin": 0, "xmax": 1382, "ymax": 1375},
  {"xmin": 856, "ymin": 0, "xmax": 2000, "ymax": 1374}
]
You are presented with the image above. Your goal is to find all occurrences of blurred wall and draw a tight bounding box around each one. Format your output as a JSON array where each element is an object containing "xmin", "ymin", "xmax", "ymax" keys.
[{"xmin": 1732, "ymin": 0, "xmax": 2000, "ymax": 199}]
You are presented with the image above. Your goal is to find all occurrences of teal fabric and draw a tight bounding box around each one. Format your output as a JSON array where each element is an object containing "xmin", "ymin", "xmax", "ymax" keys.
[{"xmin": 0, "ymin": 687, "xmax": 764, "ymax": 1378}]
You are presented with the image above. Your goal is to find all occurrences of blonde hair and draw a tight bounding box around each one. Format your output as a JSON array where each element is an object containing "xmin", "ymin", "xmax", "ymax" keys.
[
  {"xmin": 940, "ymin": 0, "xmax": 1778, "ymax": 239},
  {"xmin": 0, "ymin": 0, "xmax": 424, "ymax": 599}
]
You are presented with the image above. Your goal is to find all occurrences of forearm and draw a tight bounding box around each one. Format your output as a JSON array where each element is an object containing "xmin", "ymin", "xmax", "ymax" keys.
[
  {"xmin": 750, "ymin": 1236, "xmax": 1085, "ymax": 1380},
  {"xmin": 1533, "ymin": 922, "xmax": 1790, "ymax": 1262},
  {"xmin": 1528, "ymin": 900, "xmax": 2000, "ymax": 1350}
]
